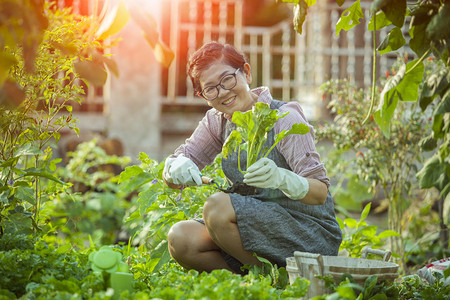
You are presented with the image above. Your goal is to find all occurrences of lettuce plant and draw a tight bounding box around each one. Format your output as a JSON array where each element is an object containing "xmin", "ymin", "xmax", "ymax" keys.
[{"xmin": 222, "ymin": 102, "xmax": 310, "ymax": 174}]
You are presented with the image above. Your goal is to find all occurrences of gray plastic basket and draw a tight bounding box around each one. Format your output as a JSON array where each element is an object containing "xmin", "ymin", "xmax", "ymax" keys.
[{"xmin": 286, "ymin": 248, "xmax": 399, "ymax": 298}]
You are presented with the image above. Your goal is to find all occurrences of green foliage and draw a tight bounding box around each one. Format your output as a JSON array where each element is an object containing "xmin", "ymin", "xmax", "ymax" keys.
[
  {"xmin": 0, "ymin": 4, "xmax": 116, "ymax": 236},
  {"xmin": 416, "ymin": 61, "xmax": 450, "ymax": 199},
  {"xmin": 397, "ymin": 274, "xmax": 450, "ymax": 300},
  {"xmin": 243, "ymin": 254, "xmax": 291, "ymax": 290},
  {"xmin": 0, "ymin": 0, "xmax": 48, "ymax": 81},
  {"xmin": 222, "ymin": 102, "xmax": 309, "ymax": 173},
  {"xmin": 49, "ymin": 139, "xmax": 132, "ymax": 246},
  {"xmin": 374, "ymin": 59, "xmax": 424, "ymax": 138},
  {"xmin": 118, "ymin": 152, "xmax": 227, "ymax": 271},
  {"xmin": 377, "ymin": 27, "xmax": 405, "ymax": 55},
  {"xmin": 131, "ymin": 261, "xmax": 308, "ymax": 300},
  {"xmin": 312, "ymin": 274, "xmax": 400, "ymax": 300},
  {"xmin": 401, "ymin": 191, "xmax": 450, "ymax": 267},
  {"xmin": 336, "ymin": 0, "xmax": 364, "ymax": 36},
  {"xmin": 338, "ymin": 203, "xmax": 400, "ymax": 258},
  {"xmin": 286, "ymin": 0, "xmax": 450, "ymax": 218},
  {"xmin": 0, "ymin": 234, "xmax": 93, "ymax": 298},
  {"xmin": 317, "ymin": 75, "xmax": 432, "ymax": 268}
]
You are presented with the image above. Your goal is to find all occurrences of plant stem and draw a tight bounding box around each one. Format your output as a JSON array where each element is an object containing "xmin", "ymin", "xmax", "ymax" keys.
[
  {"xmin": 362, "ymin": 15, "xmax": 377, "ymax": 125},
  {"xmin": 404, "ymin": 48, "xmax": 431, "ymax": 76},
  {"xmin": 34, "ymin": 155, "xmax": 40, "ymax": 225},
  {"xmin": 238, "ymin": 145, "xmax": 243, "ymax": 174}
]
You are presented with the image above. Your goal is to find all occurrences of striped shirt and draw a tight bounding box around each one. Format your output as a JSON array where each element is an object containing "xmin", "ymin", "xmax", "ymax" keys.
[{"xmin": 172, "ymin": 86, "xmax": 330, "ymax": 188}]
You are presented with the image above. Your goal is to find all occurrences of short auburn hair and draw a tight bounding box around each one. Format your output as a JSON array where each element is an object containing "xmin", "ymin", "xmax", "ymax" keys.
[{"xmin": 187, "ymin": 41, "xmax": 248, "ymax": 94}]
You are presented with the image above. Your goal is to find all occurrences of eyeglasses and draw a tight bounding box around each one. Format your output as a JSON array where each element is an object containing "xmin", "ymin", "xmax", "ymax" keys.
[{"xmin": 198, "ymin": 67, "xmax": 241, "ymax": 101}]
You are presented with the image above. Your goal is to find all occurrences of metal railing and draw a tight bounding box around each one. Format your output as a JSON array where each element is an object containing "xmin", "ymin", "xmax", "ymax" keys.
[{"xmin": 163, "ymin": 0, "xmax": 415, "ymax": 120}]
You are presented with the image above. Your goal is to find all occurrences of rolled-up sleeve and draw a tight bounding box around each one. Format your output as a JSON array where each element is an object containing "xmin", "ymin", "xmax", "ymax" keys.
[
  {"xmin": 173, "ymin": 109, "xmax": 224, "ymax": 170},
  {"xmin": 275, "ymin": 102, "xmax": 330, "ymax": 188}
]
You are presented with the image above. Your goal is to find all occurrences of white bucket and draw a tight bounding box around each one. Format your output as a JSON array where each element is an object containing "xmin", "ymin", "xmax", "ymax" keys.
[{"xmin": 286, "ymin": 248, "xmax": 399, "ymax": 299}]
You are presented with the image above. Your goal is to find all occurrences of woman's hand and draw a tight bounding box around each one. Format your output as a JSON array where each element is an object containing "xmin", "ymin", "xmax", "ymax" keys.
[
  {"xmin": 243, "ymin": 157, "xmax": 309, "ymax": 201},
  {"xmin": 163, "ymin": 154, "xmax": 202, "ymax": 186}
]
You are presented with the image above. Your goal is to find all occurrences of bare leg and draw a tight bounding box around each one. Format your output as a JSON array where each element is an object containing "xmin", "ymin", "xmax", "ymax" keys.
[
  {"xmin": 167, "ymin": 220, "xmax": 232, "ymax": 272},
  {"xmin": 203, "ymin": 192, "xmax": 261, "ymax": 266}
]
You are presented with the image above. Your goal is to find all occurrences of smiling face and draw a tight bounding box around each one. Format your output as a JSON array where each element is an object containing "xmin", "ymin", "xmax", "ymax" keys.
[{"xmin": 199, "ymin": 62, "xmax": 257, "ymax": 116}]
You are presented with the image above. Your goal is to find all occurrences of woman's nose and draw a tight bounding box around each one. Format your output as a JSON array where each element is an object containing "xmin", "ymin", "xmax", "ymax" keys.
[{"xmin": 217, "ymin": 86, "xmax": 229, "ymax": 98}]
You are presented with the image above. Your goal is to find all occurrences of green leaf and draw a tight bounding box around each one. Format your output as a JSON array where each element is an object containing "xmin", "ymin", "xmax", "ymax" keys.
[
  {"xmin": 119, "ymin": 165, "xmax": 144, "ymax": 183},
  {"xmin": 426, "ymin": 3, "xmax": 450, "ymax": 41},
  {"xmin": 409, "ymin": 23, "xmax": 430, "ymax": 58},
  {"xmin": 360, "ymin": 202, "xmax": 371, "ymax": 221},
  {"xmin": 436, "ymin": 88, "xmax": 450, "ymax": 114},
  {"xmin": 55, "ymin": 244, "xmax": 72, "ymax": 254},
  {"xmin": 102, "ymin": 56, "xmax": 119, "ymax": 78},
  {"xmin": 20, "ymin": 167, "xmax": 66, "ymax": 185},
  {"xmin": 374, "ymin": 92, "xmax": 398, "ymax": 138},
  {"xmin": 444, "ymin": 192, "xmax": 450, "ymax": 228},
  {"xmin": 344, "ymin": 218, "xmax": 358, "ymax": 228},
  {"xmin": 150, "ymin": 240, "xmax": 172, "ymax": 272},
  {"xmin": 3, "ymin": 213, "xmax": 33, "ymax": 235},
  {"xmin": 361, "ymin": 226, "xmax": 377, "ymax": 237},
  {"xmin": 74, "ymin": 60, "xmax": 108, "ymax": 87},
  {"xmin": 368, "ymin": 11, "xmax": 391, "ymax": 31},
  {"xmin": 363, "ymin": 275, "xmax": 378, "ymax": 298},
  {"xmin": 432, "ymin": 113, "xmax": 444, "ymax": 139},
  {"xmin": 336, "ymin": 0, "xmax": 363, "ymax": 36},
  {"xmin": 417, "ymin": 154, "xmax": 448, "ymax": 191},
  {"xmin": 419, "ymin": 67, "xmax": 449, "ymax": 111},
  {"xmin": 0, "ymin": 51, "xmax": 17, "ymax": 87},
  {"xmin": 336, "ymin": 285, "xmax": 357, "ymax": 299},
  {"xmin": 370, "ymin": 0, "xmax": 389, "ymax": 15},
  {"xmin": 374, "ymin": 60, "xmax": 422, "ymax": 137},
  {"xmin": 381, "ymin": 0, "xmax": 406, "ymax": 28},
  {"xmin": 377, "ymin": 230, "xmax": 400, "ymax": 239},
  {"xmin": 419, "ymin": 135, "xmax": 438, "ymax": 151},
  {"xmin": 138, "ymin": 188, "xmax": 163, "ymax": 215},
  {"xmin": 377, "ymin": 27, "xmax": 406, "ymax": 55},
  {"xmin": 336, "ymin": 0, "xmax": 345, "ymax": 7},
  {"xmin": 337, "ymin": 217, "xmax": 345, "ymax": 230},
  {"xmin": 222, "ymin": 130, "xmax": 242, "ymax": 159},
  {"xmin": 0, "ymin": 157, "xmax": 18, "ymax": 168},
  {"xmin": 96, "ymin": 0, "xmax": 130, "ymax": 40},
  {"xmin": 151, "ymin": 41, "xmax": 175, "ymax": 68},
  {"xmin": 15, "ymin": 186, "xmax": 35, "ymax": 204},
  {"xmin": 368, "ymin": 294, "xmax": 388, "ymax": 300},
  {"xmin": 273, "ymin": 122, "xmax": 310, "ymax": 145},
  {"xmin": 396, "ymin": 59, "xmax": 424, "ymax": 101},
  {"xmin": 293, "ymin": 1, "xmax": 308, "ymax": 35},
  {"xmin": 14, "ymin": 143, "xmax": 41, "ymax": 157},
  {"xmin": 119, "ymin": 170, "xmax": 154, "ymax": 195},
  {"xmin": 371, "ymin": 0, "xmax": 406, "ymax": 27},
  {"xmin": 224, "ymin": 103, "xmax": 293, "ymax": 172},
  {"xmin": 374, "ymin": 63, "xmax": 406, "ymax": 138}
]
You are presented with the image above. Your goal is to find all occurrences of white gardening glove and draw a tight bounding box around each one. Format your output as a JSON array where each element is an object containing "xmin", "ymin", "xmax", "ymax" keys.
[
  {"xmin": 163, "ymin": 154, "xmax": 202, "ymax": 186},
  {"xmin": 243, "ymin": 157, "xmax": 309, "ymax": 200}
]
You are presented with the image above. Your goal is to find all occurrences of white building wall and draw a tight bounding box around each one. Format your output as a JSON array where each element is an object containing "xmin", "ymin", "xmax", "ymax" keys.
[{"xmin": 107, "ymin": 2, "xmax": 162, "ymax": 162}]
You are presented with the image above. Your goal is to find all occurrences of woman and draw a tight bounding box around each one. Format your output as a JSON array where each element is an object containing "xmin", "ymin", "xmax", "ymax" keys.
[{"xmin": 163, "ymin": 41, "xmax": 342, "ymax": 274}]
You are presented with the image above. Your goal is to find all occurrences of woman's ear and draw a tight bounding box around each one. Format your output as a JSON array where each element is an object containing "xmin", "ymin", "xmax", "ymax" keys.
[{"xmin": 243, "ymin": 63, "xmax": 252, "ymax": 84}]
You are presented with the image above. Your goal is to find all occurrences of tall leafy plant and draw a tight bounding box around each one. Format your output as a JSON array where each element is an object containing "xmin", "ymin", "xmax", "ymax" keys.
[
  {"xmin": 222, "ymin": 102, "xmax": 309, "ymax": 173},
  {"xmin": 282, "ymin": 0, "xmax": 450, "ymax": 256},
  {"xmin": 317, "ymin": 76, "xmax": 432, "ymax": 270},
  {"xmin": 0, "ymin": 4, "xmax": 119, "ymax": 235},
  {"xmin": 118, "ymin": 153, "xmax": 226, "ymax": 272}
]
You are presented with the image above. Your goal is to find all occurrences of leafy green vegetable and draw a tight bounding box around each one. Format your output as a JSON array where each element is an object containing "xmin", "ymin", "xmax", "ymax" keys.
[{"xmin": 222, "ymin": 102, "xmax": 310, "ymax": 174}]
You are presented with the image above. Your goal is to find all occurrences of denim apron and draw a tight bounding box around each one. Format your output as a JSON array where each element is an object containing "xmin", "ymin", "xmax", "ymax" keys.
[{"xmin": 219, "ymin": 99, "xmax": 342, "ymax": 273}]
